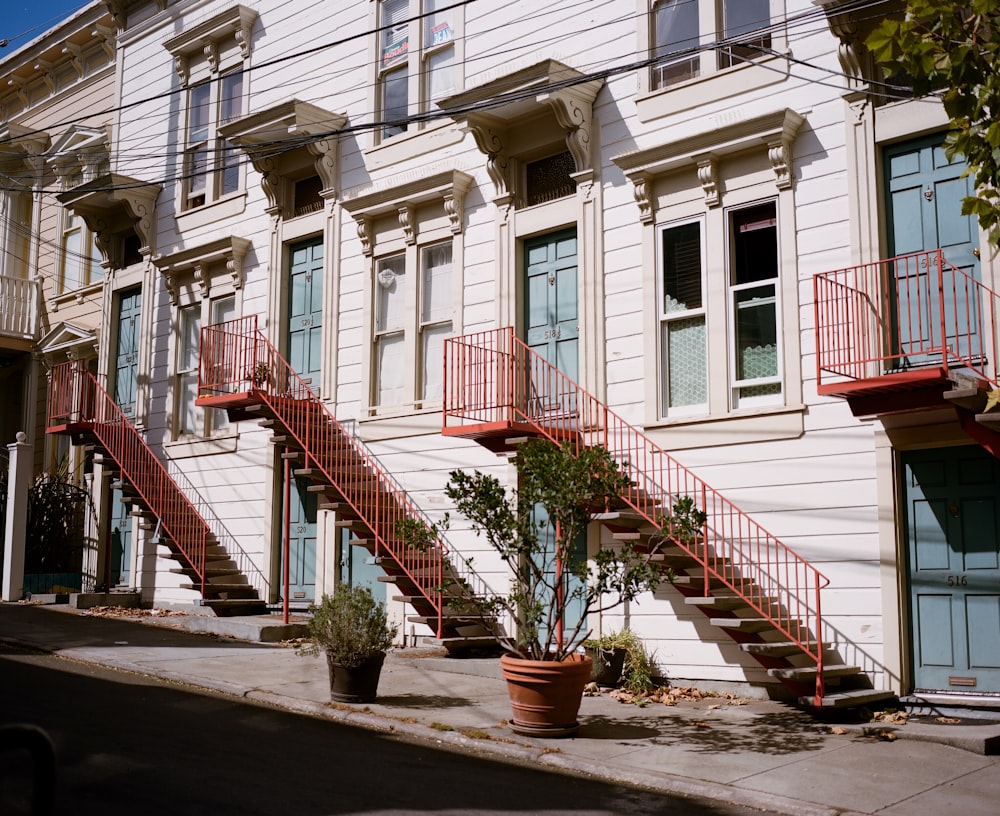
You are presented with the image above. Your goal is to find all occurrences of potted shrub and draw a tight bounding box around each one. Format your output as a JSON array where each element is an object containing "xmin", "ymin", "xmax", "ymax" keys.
[
  {"xmin": 304, "ymin": 584, "xmax": 397, "ymax": 703},
  {"xmin": 583, "ymin": 628, "xmax": 660, "ymax": 691},
  {"xmin": 424, "ymin": 438, "xmax": 671, "ymax": 736}
]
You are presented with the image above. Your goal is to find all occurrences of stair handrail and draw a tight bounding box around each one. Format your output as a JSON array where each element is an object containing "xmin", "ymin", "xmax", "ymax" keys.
[
  {"xmin": 814, "ymin": 248, "xmax": 1000, "ymax": 391},
  {"xmin": 444, "ymin": 328, "xmax": 831, "ymax": 705},
  {"xmin": 199, "ymin": 316, "xmax": 502, "ymax": 638},
  {"xmin": 47, "ymin": 360, "xmax": 209, "ymax": 595}
]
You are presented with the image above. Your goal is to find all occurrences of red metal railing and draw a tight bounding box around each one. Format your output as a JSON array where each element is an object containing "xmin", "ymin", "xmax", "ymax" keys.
[
  {"xmin": 814, "ymin": 249, "xmax": 1000, "ymax": 391},
  {"xmin": 444, "ymin": 328, "xmax": 830, "ymax": 704},
  {"xmin": 46, "ymin": 361, "xmax": 209, "ymax": 594},
  {"xmin": 200, "ymin": 316, "xmax": 467, "ymax": 638}
]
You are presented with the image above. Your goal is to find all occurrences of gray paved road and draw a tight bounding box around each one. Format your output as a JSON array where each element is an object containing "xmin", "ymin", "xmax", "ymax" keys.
[{"xmin": 0, "ymin": 643, "xmax": 782, "ymax": 816}]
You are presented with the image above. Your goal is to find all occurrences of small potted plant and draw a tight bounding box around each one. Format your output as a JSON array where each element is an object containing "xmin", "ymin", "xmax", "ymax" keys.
[
  {"xmin": 583, "ymin": 628, "xmax": 660, "ymax": 691},
  {"xmin": 304, "ymin": 584, "xmax": 397, "ymax": 703}
]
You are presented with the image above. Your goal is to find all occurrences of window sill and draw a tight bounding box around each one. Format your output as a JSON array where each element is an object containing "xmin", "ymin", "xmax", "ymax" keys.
[
  {"xmin": 164, "ymin": 431, "xmax": 239, "ymax": 459},
  {"xmin": 358, "ymin": 405, "xmax": 444, "ymax": 440},
  {"xmin": 51, "ymin": 280, "xmax": 104, "ymax": 310},
  {"xmin": 644, "ymin": 403, "xmax": 805, "ymax": 450},
  {"xmin": 364, "ymin": 119, "xmax": 464, "ymax": 172},
  {"xmin": 636, "ymin": 55, "xmax": 789, "ymax": 122},
  {"xmin": 174, "ymin": 190, "xmax": 247, "ymax": 232}
]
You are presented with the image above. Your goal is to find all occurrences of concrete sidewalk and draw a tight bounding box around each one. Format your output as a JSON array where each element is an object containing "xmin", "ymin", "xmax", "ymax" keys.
[{"xmin": 2, "ymin": 602, "xmax": 999, "ymax": 816}]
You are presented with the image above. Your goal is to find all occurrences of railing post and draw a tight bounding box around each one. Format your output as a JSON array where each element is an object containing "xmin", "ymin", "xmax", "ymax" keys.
[
  {"xmin": 935, "ymin": 249, "xmax": 948, "ymax": 362},
  {"xmin": 814, "ymin": 579, "xmax": 824, "ymax": 707}
]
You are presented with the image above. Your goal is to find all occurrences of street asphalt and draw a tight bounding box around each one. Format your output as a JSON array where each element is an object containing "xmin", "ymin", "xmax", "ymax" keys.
[{"xmin": 2, "ymin": 601, "xmax": 999, "ymax": 816}]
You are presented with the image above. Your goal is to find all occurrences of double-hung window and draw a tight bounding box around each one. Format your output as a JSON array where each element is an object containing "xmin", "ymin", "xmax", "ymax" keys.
[
  {"xmin": 59, "ymin": 212, "xmax": 103, "ymax": 292},
  {"xmin": 418, "ymin": 243, "xmax": 452, "ymax": 401},
  {"xmin": 376, "ymin": 0, "xmax": 458, "ymax": 141},
  {"xmin": 373, "ymin": 241, "xmax": 453, "ymax": 408},
  {"xmin": 656, "ymin": 201, "xmax": 782, "ymax": 417},
  {"xmin": 650, "ymin": 0, "xmax": 775, "ymax": 90},
  {"xmin": 729, "ymin": 202, "xmax": 780, "ymax": 407},
  {"xmin": 175, "ymin": 295, "xmax": 235, "ymax": 438},
  {"xmin": 184, "ymin": 70, "xmax": 244, "ymax": 209},
  {"xmin": 658, "ymin": 220, "xmax": 707, "ymax": 414},
  {"xmin": 375, "ymin": 254, "xmax": 407, "ymax": 405}
]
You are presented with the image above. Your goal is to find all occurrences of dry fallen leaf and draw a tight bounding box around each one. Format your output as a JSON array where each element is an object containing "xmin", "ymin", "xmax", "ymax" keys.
[
  {"xmin": 934, "ymin": 716, "xmax": 961, "ymax": 724},
  {"xmin": 830, "ymin": 726, "xmax": 848, "ymax": 735}
]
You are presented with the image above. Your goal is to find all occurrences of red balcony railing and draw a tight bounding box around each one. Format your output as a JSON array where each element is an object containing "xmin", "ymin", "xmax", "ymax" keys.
[
  {"xmin": 46, "ymin": 361, "xmax": 209, "ymax": 594},
  {"xmin": 199, "ymin": 316, "xmax": 496, "ymax": 638},
  {"xmin": 814, "ymin": 249, "xmax": 1000, "ymax": 395},
  {"xmin": 443, "ymin": 328, "xmax": 830, "ymax": 705}
]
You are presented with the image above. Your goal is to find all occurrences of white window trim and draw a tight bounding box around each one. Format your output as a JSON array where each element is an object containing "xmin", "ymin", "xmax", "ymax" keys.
[
  {"xmin": 656, "ymin": 216, "xmax": 708, "ymax": 417},
  {"xmin": 725, "ymin": 200, "xmax": 784, "ymax": 410},
  {"xmin": 612, "ymin": 108, "xmax": 805, "ymax": 445},
  {"xmin": 343, "ymin": 169, "xmax": 472, "ymax": 418},
  {"xmin": 165, "ymin": 5, "xmax": 257, "ymax": 214}
]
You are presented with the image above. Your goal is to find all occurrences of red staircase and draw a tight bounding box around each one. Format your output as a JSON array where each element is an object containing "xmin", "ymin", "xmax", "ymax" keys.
[
  {"xmin": 814, "ymin": 249, "xmax": 1000, "ymax": 449},
  {"xmin": 442, "ymin": 328, "xmax": 888, "ymax": 708},
  {"xmin": 46, "ymin": 361, "xmax": 267, "ymax": 615},
  {"xmin": 196, "ymin": 317, "xmax": 500, "ymax": 650}
]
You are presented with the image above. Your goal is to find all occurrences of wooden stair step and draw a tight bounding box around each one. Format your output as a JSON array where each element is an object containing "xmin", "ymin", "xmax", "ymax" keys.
[
  {"xmin": 407, "ymin": 614, "xmax": 493, "ymax": 627},
  {"xmin": 202, "ymin": 598, "xmax": 268, "ymax": 616},
  {"xmin": 740, "ymin": 641, "xmax": 816, "ymax": 658},
  {"xmin": 709, "ymin": 617, "xmax": 781, "ymax": 633},
  {"xmin": 686, "ymin": 595, "xmax": 751, "ymax": 611},
  {"xmin": 768, "ymin": 663, "xmax": 860, "ymax": 682},
  {"xmin": 433, "ymin": 635, "xmax": 502, "ymax": 653},
  {"xmin": 799, "ymin": 689, "xmax": 897, "ymax": 709}
]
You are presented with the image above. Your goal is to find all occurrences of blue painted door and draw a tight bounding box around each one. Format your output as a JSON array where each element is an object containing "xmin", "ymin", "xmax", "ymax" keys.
[
  {"xmin": 525, "ymin": 230, "xmax": 579, "ymax": 382},
  {"xmin": 885, "ymin": 136, "xmax": 981, "ymax": 362},
  {"xmin": 523, "ymin": 230, "xmax": 586, "ymax": 647},
  {"xmin": 338, "ymin": 529, "xmax": 386, "ymax": 603},
  {"xmin": 108, "ymin": 287, "xmax": 141, "ymax": 586},
  {"xmin": 108, "ymin": 488, "xmax": 132, "ymax": 587},
  {"xmin": 113, "ymin": 287, "xmax": 141, "ymax": 417},
  {"xmin": 282, "ymin": 476, "xmax": 317, "ymax": 603},
  {"xmin": 903, "ymin": 446, "xmax": 1000, "ymax": 693},
  {"xmin": 287, "ymin": 238, "xmax": 324, "ymax": 392}
]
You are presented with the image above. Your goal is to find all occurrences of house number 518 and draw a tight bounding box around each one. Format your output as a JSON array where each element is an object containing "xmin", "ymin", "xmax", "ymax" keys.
[{"xmin": 947, "ymin": 575, "xmax": 968, "ymax": 586}]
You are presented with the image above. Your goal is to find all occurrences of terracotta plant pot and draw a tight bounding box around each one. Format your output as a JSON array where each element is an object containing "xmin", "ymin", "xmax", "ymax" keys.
[
  {"xmin": 327, "ymin": 651, "xmax": 386, "ymax": 703},
  {"xmin": 585, "ymin": 645, "xmax": 627, "ymax": 687},
  {"xmin": 500, "ymin": 653, "xmax": 593, "ymax": 737}
]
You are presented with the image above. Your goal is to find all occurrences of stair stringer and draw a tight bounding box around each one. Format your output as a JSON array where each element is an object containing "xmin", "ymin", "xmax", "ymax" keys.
[
  {"xmin": 45, "ymin": 361, "xmax": 266, "ymax": 615},
  {"xmin": 456, "ymin": 330, "xmax": 836, "ymax": 704},
  {"xmin": 204, "ymin": 324, "xmax": 506, "ymax": 649}
]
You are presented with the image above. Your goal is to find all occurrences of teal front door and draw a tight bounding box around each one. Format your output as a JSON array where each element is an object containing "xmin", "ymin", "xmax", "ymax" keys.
[
  {"xmin": 885, "ymin": 136, "xmax": 981, "ymax": 362},
  {"xmin": 525, "ymin": 230, "xmax": 579, "ymax": 381},
  {"xmin": 282, "ymin": 476, "xmax": 317, "ymax": 603},
  {"xmin": 113, "ymin": 287, "xmax": 141, "ymax": 417},
  {"xmin": 338, "ymin": 529, "xmax": 386, "ymax": 603},
  {"xmin": 108, "ymin": 488, "xmax": 132, "ymax": 587},
  {"xmin": 903, "ymin": 446, "xmax": 1000, "ymax": 693},
  {"xmin": 287, "ymin": 238, "xmax": 324, "ymax": 391},
  {"xmin": 523, "ymin": 230, "xmax": 585, "ymax": 647},
  {"xmin": 108, "ymin": 287, "xmax": 141, "ymax": 587}
]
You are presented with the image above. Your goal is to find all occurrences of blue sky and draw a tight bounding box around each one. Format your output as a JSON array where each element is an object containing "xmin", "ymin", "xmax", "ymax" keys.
[{"xmin": 1, "ymin": 1, "xmax": 94, "ymax": 53}]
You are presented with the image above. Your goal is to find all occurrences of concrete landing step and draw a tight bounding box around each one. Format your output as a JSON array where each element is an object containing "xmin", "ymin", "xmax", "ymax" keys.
[{"xmin": 801, "ymin": 688, "xmax": 896, "ymax": 709}]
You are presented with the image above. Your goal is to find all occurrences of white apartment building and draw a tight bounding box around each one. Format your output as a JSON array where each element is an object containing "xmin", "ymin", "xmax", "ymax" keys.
[{"xmin": 22, "ymin": 0, "xmax": 1000, "ymax": 709}]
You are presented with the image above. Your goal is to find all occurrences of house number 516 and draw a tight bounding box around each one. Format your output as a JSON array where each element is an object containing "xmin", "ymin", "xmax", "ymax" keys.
[{"xmin": 947, "ymin": 575, "xmax": 968, "ymax": 586}]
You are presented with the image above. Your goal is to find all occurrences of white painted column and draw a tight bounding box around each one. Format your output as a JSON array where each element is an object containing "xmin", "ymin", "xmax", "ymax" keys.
[{"xmin": 2, "ymin": 432, "xmax": 31, "ymax": 601}]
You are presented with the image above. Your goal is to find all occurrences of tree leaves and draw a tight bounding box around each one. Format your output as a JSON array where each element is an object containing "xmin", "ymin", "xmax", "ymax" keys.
[{"xmin": 868, "ymin": 3, "xmax": 1000, "ymax": 246}]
